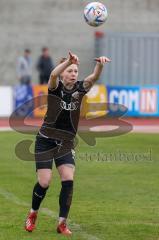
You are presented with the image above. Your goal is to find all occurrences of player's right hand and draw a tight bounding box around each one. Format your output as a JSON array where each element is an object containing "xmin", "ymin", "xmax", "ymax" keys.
[{"xmin": 68, "ymin": 51, "xmax": 79, "ymax": 65}]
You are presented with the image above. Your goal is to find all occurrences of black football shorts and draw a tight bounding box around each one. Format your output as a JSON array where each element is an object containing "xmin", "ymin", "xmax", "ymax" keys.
[{"xmin": 35, "ymin": 133, "xmax": 75, "ymax": 170}]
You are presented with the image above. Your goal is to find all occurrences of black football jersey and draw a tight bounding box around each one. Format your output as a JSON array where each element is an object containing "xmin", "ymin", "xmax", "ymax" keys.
[{"xmin": 39, "ymin": 80, "xmax": 87, "ymax": 140}]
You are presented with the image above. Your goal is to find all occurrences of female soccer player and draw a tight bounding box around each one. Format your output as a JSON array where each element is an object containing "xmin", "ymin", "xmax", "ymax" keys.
[{"xmin": 25, "ymin": 51, "xmax": 111, "ymax": 236}]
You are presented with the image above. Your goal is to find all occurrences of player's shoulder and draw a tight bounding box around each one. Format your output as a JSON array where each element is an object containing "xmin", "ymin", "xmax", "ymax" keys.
[
  {"xmin": 77, "ymin": 79, "xmax": 84, "ymax": 87},
  {"xmin": 48, "ymin": 78, "xmax": 61, "ymax": 93},
  {"xmin": 77, "ymin": 80, "xmax": 89, "ymax": 94}
]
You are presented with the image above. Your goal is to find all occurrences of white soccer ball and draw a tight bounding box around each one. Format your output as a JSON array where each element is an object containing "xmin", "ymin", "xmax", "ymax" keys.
[{"xmin": 84, "ymin": 2, "xmax": 108, "ymax": 27}]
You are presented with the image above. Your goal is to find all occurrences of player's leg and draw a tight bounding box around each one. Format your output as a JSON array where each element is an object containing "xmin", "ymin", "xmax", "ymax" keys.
[
  {"xmin": 58, "ymin": 164, "xmax": 75, "ymax": 221},
  {"xmin": 32, "ymin": 169, "xmax": 52, "ymax": 212},
  {"xmin": 25, "ymin": 167, "xmax": 53, "ymax": 232},
  {"xmin": 31, "ymin": 135, "xmax": 57, "ymax": 212},
  {"xmin": 25, "ymin": 169, "xmax": 52, "ymax": 232},
  {"xmin": 25, "ymin": 135, "xmax": 56, "ymax": 232},
  {"xmin": 55, "ymin": 150, "xmax": 75, "ymax": 236}
]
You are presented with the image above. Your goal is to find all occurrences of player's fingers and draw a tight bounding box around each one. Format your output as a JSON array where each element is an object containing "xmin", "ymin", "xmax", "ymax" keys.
[
  {"xmin": 101, "ymin": 57, "xmax": 106, "ymax": 63},
  {"xmin": 94, "ymin": 58, "xmax": 101, "ymax": 62},
  {"xmin": 69, "ymin": 51, "xmax": 73, "ymax": 58},
  {"xmin": 73, "ymin": 55, "xmax": 79, "ymax": 62},
  {"xmin": 99, "ymin": 57, "xmax": 111, "ymax": 63},
  {"xmin": 105, "ymin": 57, "xmax": 111, "ymax": 62},
  {"xmin": 100, "ymin": 57, "xmax": 105, "ymax": 63},
  {"xmin": 95, "ymin": 57, "xmax": 110, "ymax": 63},
  {"xmin": 70, "ymin": 55, "xmax": 79, "ymax": 65},
  {"xmin": 75, "ymin": 56, "xmax": 79, "ymax": 62}
]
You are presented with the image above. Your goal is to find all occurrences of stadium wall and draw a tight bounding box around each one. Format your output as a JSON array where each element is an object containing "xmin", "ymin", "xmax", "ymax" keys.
[
  {"xmin": 0, "ymin": 0, "xmax": 159, "ymax": 86},
  {"xmin": 95, "ymin": 32, "xmax": 159, "ymax": 86}
]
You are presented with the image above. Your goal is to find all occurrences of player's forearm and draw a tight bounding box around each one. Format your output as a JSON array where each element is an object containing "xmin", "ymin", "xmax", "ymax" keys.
[
  {"xmin": 92, "ymin": 62, "xmax": 103, "ymax": 81},
  {"xmin": 50, "ymin": 59, "xmax": 71, "ymax": 78}
]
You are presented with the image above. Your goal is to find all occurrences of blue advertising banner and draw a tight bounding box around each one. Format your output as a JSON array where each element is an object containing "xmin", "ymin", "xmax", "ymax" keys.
[
  {"xmin": 14, "ymin": 85, "xmax": 34, "ymax": 117},
  {"xmin": 107, "ymin": 86, "xmax": 159, "ymax": 117},
  {"xmin": 12, "ymin": 84, "xmax": 159, "ymax": 117}
]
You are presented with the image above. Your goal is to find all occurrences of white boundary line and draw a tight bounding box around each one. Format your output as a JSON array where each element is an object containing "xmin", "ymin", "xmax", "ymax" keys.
[
  {"xmin": 1, "ymin": 188, "xmax": 159, "ymax": 228},
  {"xmin": 0, "ymin": 127, "xmax": 13, "ymax": 131},
  {"xmin": 0, "ymin": 188, "xmax": 102, "ymax": 240}
]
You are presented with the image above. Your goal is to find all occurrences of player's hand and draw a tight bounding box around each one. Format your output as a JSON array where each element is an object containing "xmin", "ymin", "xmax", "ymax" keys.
[
  {"xmin": 94, "ymin": 56, "xmax": 111, "ymax": 65},
  {"xmin": 68, "ymin": 51, "xmax": 80, "ymax": 65}
]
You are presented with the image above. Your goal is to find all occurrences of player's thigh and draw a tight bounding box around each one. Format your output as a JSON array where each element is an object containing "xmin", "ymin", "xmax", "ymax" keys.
[
  {"xmin": 55, "ymin": 149, "xmax": 75, "ymax": 181},
  {"xmin": 35, "ymin": 134, "xmax": 58, "ymax": 173}
]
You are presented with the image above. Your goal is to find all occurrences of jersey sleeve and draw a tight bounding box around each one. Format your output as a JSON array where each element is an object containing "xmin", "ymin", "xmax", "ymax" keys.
[
  {"xmin": 48, "ymin": 78, "xmax": 60, "ymax": 93},
  {"xmin": 78, "ymin": 80, "xmax": 89, "ymax": 95}
]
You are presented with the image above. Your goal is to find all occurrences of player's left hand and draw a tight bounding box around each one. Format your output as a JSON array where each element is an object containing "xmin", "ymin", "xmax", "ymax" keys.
[{"xmin": 94, "ymin": 56, "xmax": 111, "ymax": 64}]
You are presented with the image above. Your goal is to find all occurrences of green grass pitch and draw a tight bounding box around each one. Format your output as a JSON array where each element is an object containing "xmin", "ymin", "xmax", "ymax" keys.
[{"xmin": 0, "ymin": 131, "xmax": 159, "ymax": 240}]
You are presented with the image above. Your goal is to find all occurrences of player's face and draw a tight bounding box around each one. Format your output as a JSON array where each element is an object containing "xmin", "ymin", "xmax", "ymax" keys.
[{"xmin": 62, "ymin": 64, "xmax": 78, "ymax": 85}]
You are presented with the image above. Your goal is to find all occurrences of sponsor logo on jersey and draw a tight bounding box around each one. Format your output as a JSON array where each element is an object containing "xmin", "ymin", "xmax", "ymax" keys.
[
  {"xmin": 61, "ymin": 90, "xmax": 66, "ymax": 98},
  {"xmin": 60, "ymin": 100, "xmax": 79, "ymax": 111},
  {"xmin": 72, "ymin": 91, "xmax": 80, "ymax": 100}
]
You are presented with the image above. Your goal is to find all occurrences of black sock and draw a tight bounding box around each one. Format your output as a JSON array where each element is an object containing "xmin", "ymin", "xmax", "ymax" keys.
[
  {"xmin": 59, "ymin": 180, "xmax": 73, "ymax": 218},
  {"xmin": 32, "ymin": 182, "xmax": 49, "ymax": 211}
]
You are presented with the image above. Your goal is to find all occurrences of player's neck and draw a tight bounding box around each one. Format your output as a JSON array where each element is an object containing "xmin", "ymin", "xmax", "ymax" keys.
[{"xmin": 62, "ymin": 81, "xmax": 75, "ymax": 90}]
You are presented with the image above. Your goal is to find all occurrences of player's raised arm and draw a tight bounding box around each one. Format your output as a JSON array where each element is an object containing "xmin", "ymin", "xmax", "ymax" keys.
[
  {"xmin": 83, "ymin": 56, "xmax": 111, "ymax": 91},
  {"xmin": 48, "ymin": 52, "xmax": 79, "ymax": 89}
]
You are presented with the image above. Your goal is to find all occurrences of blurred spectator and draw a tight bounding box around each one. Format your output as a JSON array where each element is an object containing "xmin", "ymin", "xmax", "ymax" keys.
[
  {"xmin": 16, "ymin": 49, "xmax": 32, "ymax": 85},
  {"xmin": 37, "ymin": 47, "xmax": 54, "ymax": 84}
]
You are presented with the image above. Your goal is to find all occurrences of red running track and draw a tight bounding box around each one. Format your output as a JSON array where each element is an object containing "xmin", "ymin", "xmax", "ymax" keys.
[{"xmin": 0, "ymin": 117, "xmax": 159, "ymax": 127}]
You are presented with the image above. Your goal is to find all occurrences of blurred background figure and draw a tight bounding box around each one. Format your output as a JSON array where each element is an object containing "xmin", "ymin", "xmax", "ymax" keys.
[
  {"xmin": 16, "ymin": 49, "xmax": 32, "ymax": 85},
  {"xmin": 36, "ymin": 47, "xmax": 54, "ymax": 85}
]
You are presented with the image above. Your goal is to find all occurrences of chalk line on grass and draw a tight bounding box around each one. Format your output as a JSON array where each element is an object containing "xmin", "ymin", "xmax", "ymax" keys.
[{"xmin": 0, "ymin": 188, "xmax": 102, "ymax": 240}]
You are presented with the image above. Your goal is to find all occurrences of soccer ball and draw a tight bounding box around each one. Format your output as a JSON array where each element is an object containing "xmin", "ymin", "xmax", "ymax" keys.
[{"xmin": 84, "ymin": 2, "xmax": 108, "ymax": 27}]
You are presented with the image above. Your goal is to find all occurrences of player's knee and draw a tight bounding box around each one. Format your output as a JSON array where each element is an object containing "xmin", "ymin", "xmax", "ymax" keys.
[
  {"xmin": 61, "ymin": 174, "xmax": 74, "ymax": 182},
  {"xmin": 59, "ymin": 164, "xmax": 75, "ymax": 181},
  {"xmin": 38, "ymin": 176, "xmax": 52, "ymax": 188}
]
